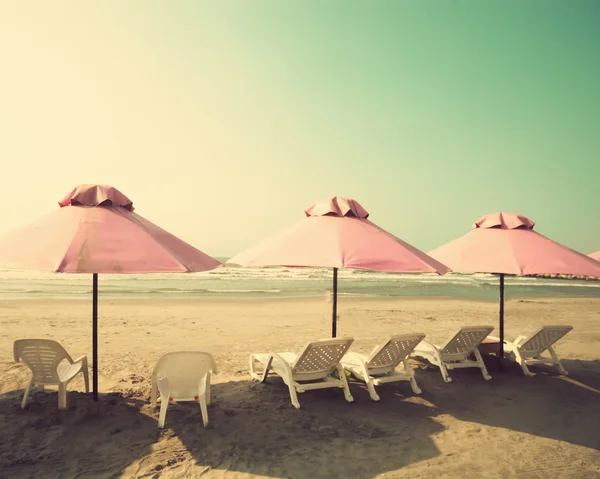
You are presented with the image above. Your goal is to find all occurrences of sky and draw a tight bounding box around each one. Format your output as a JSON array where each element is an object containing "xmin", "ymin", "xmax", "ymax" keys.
[{"xmin": 0, "ymin": 1, "xmax": 599, "ymax": 257}]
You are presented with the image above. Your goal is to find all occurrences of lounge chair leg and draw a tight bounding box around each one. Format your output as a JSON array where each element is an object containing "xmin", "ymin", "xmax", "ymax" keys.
[
  {"xmin": 366, "ymin": 380, "xmax": 380, "ymax": 401},
  {"xmin": 473, "ymin": 349, "xmax": 492, "ymax": 380},
  {"xmin": 21, "ymin": 378, "xmax": 33, "ymax": 409},
  {"xmin": 409, "ymin": 376, "xmax": 422, "ymax": 394},
  {"xmin": 337, "ymin": 366, "xmax": 354, "ymax": 403},
  {"xmin": 58, "ymin": 383, "xmax": 67, "ymax": 409},
  {"xmin": 515, "ymin": 351, "xmax": 535, "ymax": 377},
  {"xmin": 439, "ymin": 363, "xmax": 452, "ymax": 383},
  {"xmin": 158, "ymin": 398, "xmax": 168, "ymax": 428},
  {"xmin": 549, "ymin": 346, "xmax": 568, "ymax": 375},
  {"xmin": 520, "ymin": 361, "xmax": 534, "ymax": 377},
  {"xmin": 250, "ymin": 355, "xmax": 273, "ymax": 383},
  {"xmin": 287, "ymin": 384, "xmax": 301, "ymax": 409},
  {"xmin": 402, "ymin": 360, "xmax": 422, "ymax": 394}
]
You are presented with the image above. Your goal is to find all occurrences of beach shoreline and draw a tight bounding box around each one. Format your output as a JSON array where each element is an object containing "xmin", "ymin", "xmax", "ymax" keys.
[{"xmin": 2, "ymin": 294, "xmax": 599, "ymax": 306}]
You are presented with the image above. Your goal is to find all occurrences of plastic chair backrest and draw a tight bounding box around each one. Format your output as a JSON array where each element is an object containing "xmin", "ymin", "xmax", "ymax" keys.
[
  {"xmin": 367, "ymin": 333, "xmax": 426, "ymax": 372},
  {"xmin": 14, "ymin": 339, "xmax": 72, "ymax": 383},
  {"xmin": 439, "ymin": 326, "xmax": 494, "ymax": 359},
  {"xmin": 519, "ymin": 325, "xmax": 573, "ymax": 354},
  {"xmin": 152, "ymin": 352, "xmax": 217, "ymax": 399},
  {"xmin": 292, "ymin": 338, "xmax": 353, "ymax": 380}
]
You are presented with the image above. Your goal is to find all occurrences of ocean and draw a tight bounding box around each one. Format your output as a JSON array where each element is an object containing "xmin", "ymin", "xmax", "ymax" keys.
[{"xmin": 1, "ymin": 260, "xmax": 599, "ymax": 301}]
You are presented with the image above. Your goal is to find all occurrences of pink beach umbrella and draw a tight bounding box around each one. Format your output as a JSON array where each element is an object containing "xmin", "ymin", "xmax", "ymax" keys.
[
  {"xmin": 428, "ymin": 212, "xmax": 600, "ymax": 361},
  {"xmin": 227, "ymin": 196, "xmax": 450, "ymax": 337},
  {"xmin": 0, "ymin": 184, "xmax": 221, "ymax": 400},
  {"xmin": 589, "ymin": 250, "xmax": 600, "ymax": 261}
]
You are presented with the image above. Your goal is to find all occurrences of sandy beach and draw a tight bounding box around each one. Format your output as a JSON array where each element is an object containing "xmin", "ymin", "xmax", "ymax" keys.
[{"xmin": 0, "ymin": 296, "xmax": 599, "ymax": 478}]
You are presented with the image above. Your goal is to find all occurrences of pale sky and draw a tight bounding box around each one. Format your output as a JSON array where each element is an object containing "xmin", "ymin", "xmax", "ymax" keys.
[{"xmin": 1, "ymin": 1, "xmax": 599, "ymax": 257}]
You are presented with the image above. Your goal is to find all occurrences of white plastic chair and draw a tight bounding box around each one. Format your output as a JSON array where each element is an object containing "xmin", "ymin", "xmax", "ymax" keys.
[
  {"xmin": 411, "ymin": 326, "xmax": 494, "ymax": 382},
  {"xmin": 488, "ymin": 325, "xmax": 573, "ymax": 376},
  {"xmin": 14, "ymin": 339, "xmax": 89, "ymax": 409},
  {"xmin": 151, "ymin": 352, "xmax": 217, "ymax": 428},
  {"xmin": 341, "ymin": 333, "xmax": 426, "ymax": 401},
  {"xmin": 250, "ymin": 337, "xmax": 354, "ymax": 409}
]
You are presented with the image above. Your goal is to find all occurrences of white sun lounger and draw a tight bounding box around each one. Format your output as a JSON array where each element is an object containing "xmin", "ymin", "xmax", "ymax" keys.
[
  {"xmin": 151, "ymin": 351, "xmax": 217, "ymax": 428},
  {"xmin": 341, "ymin": 333, "xmax": 426, "ymax": 400},
  {"xmin": 411, "ymin": 326, "xmax": 494, "ymax": 382},
  {"xmin": 250, "ymin": 337, "xmax": 354, "ymax": 409},
  {"xmin": 14, "ymin": 339, "xmax": 89, "ymax": 409},
  {"xmin": 488, "ymin": 325, "xmax": 573, "ymax": 376}
]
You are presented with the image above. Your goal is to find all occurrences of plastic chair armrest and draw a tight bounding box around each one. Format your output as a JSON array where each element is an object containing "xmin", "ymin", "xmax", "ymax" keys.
[{"xmin": 72, "ymin": 355, "xmax": 88, "ymax": 365}]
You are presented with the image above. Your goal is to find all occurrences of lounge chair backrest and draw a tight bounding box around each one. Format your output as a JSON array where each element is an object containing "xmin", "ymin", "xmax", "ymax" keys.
[
  {"xmin": 439, "ymin": 326, "xmax": 494, "ymax": 360},
  {"xmin": 518, "ymin": 325, "xmax": 573, "ymax": 355},
  {"xmin": 14, "ymin": 339, "xmax": 72, "ymax": 383},
  {"xmin": 367, "ymin": 333, "xmax": 426, "ymax": 374},
  {"xmin": 152, "ymin": 352, "xmax": 217, "ymax": 399},
  {"xmin": 292, "ymin": 338, "xmax": 353, "ymax": 381}
]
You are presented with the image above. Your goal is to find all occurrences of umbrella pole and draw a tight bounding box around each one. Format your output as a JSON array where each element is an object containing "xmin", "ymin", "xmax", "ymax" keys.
[
  {"xmin": 332, "ymin": 267, "xmax": 338, "ymax": 338},
  {"xmin": 499, "ymin": 273, "xmax": 505, "ymax": 369},
  {"xmin": 92, "ymin": 273, "xmax": 98, "ymax": 401}
]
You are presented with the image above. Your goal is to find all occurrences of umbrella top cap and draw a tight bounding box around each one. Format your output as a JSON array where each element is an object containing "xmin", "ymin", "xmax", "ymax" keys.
[
  {"xmin": 304, "ymin": 196, "xmax": 369, "ymax": 219},
  {"xmin": 473, "ymin": 212, "xmax": 535, "ymax": 230},
  {"xmin": 58, "ymin": 184, "xmax": 134, "ymax": 211}
]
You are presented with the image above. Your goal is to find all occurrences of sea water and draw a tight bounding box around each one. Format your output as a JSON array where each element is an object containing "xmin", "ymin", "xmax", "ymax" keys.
[{"xmin": 1, "ymin": 260, "xmax": 599, "ymax": 301}]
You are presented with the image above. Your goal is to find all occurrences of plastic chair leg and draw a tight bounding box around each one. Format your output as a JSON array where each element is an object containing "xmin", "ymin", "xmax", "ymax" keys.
[
  {"xmin": 158, "ymin": 397, "xmax": 169, "ymax": 428},
  {"xmin": 205, "ymin": 373, "xmax": 211, "ymax": 406},
  {"xmin": 58, "ymin": 383, "xmax": 67, "ymax": 409},
  {"xmin": 199, "ymin": 396, "xmax": 209, "ymax": 427},
  {"xmin": 83, "ymin": 367, "xmax": 90, "ymax": 393},
  {"xmin": 21, "ymin": 378, "xmax": 33, "ymax": 409}
]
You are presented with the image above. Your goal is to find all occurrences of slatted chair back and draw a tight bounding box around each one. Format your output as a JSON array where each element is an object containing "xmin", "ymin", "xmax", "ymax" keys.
[
  {"xmin": 292, "ymin": 338, "xmax": 353, "ymax": 381},
  {"xmin": 439, "ymin": 326, "xmax": 494, "ymax": 360},
  {"xmin": 518, "ymin": 325, "xmax": 573, "ymax": 358},
  {"xmin": 14, "ymin": 339, "xmax": 72, "ymax": 384},
  {"xmin": 366, "ymin": 333, "xmax": 425, "ymax": 375}
]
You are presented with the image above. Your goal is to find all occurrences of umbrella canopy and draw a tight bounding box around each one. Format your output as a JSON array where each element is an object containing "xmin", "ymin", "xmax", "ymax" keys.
[
  {"xmin": 0, "ymin": 184, "xmax": 219, "ymax": 273},
  {"xmin": 227, "ymin": 196, "xmax": 450, "ymax": 336},
  {"xmin": 589, "ymin": 250, "xmax": 600, "ymax": 261},
  {"xmin": 429, "ymin": 212, "xmax": 600, "ymax": 277},
  {"xmin": 428, "ymin": 212, "xmax": 600, "ymax": 361},
  {"xmin": 0, "ymin": 184, "xmax": 221, "ymax": 399}
]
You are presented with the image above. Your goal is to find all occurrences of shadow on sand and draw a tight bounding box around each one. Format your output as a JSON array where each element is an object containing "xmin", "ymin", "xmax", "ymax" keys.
[
  {"xmin": 415, "ymin": 355, "xmax": 600, "ymax": 450},
  {"xmin": 135, "ymin": 377, "xmax": 444, "ymax": 478},
  {"xmin": 0, "ymin": 388, "xmax": 159, "ymax": 478},
  {"xmin": 1, "ymin": 358, "xmax": 598, "ymax": 478},
  {"xmin": 0, "ymin": 376, "xmax": 444, "ymax": 478}
]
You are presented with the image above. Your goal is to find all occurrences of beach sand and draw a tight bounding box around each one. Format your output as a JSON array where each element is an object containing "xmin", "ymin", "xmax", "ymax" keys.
[{"xmin": 0, "ymin": 296, "xmax": 599, "ymax": 478}]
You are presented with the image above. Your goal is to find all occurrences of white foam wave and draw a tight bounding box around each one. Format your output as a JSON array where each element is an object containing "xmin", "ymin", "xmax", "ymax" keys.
[{"xmin": 206, "ymin": 289, "xmax": 282, "ymax": 294}]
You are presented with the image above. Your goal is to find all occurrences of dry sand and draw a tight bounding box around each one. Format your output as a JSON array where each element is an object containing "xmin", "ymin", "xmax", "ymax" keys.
[{"xmin": 0, "ymin": 296, "xmax": 599, "ymax": 478}]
